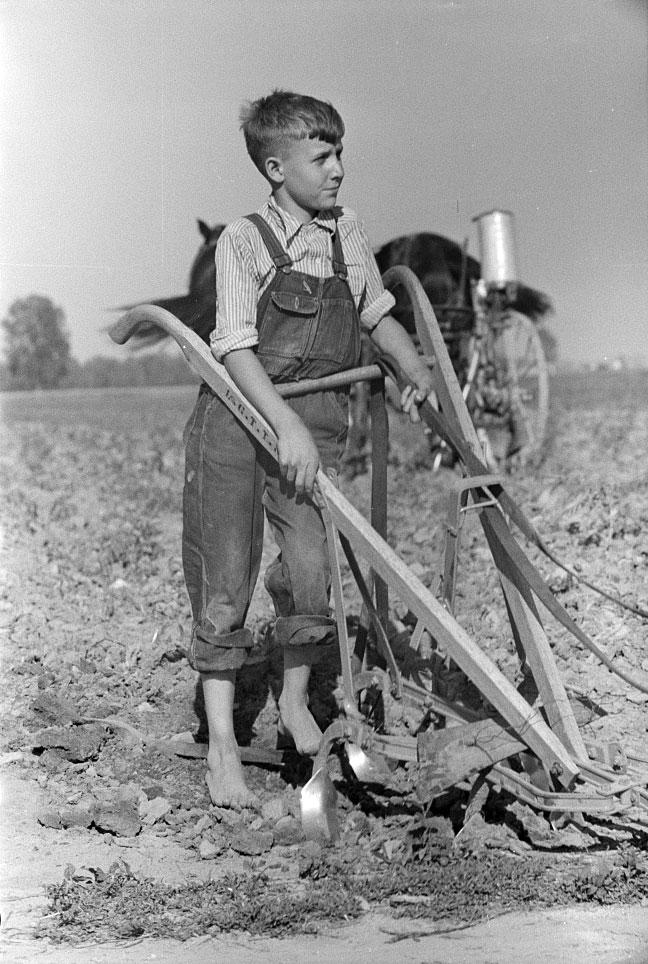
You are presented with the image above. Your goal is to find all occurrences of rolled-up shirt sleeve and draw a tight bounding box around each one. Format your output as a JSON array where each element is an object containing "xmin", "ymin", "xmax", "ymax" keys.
[
  {"xmin": 354, "ymin": 222, "xmax": 396, "ymax": 332},
  {"xmin": 210, "ymin": 226, "xmax": 261, "ymax": 362},
  {"xmin": 360, "ymin": 287, "xmax": 396, "ymax": 331}
]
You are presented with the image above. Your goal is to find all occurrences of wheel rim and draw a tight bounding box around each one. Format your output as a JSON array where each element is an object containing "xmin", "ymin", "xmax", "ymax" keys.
[
  {"xmin": 490, "ymin": 310, "xmax": 549, "ymax": 464},
  {"xmin": 503, "ymin": 311, "xmax": 549, "ymax": 459}
]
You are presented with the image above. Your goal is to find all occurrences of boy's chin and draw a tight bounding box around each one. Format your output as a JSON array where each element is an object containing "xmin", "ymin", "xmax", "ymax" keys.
[{"xmin": 318, "ymin": 195, "xmax": 339, "ymax": 210}]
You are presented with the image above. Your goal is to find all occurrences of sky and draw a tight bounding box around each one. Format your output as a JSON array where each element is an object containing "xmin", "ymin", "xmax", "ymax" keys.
[{"xmin": 1, "ymin": 0, "xmax": 647, "ymax": 367}]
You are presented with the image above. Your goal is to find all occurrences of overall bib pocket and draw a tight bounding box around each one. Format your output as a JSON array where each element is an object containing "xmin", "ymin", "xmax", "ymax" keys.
[
  {"xmin": 307, "ymin": 297, "xmax": 360, "ymax": 369},
  {"xmin": 256, "ymin": 290, "xmax": 318, "ymax": 379}
]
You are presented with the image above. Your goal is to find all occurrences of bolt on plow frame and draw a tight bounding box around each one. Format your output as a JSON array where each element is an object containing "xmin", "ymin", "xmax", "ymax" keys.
[{"xmin": 110, "ymin": 267, "xmax": 648, "ymax": 842}]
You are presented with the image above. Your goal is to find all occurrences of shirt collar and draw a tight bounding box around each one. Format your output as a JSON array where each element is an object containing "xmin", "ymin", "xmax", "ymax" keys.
[{"xmin": 265, "ymin": 195, "xmax": 337, "ymax": 241}]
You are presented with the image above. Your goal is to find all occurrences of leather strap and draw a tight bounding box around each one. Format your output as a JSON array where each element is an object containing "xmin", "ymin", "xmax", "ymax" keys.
[
  {"xmin": 245, "ymin": 213, "xmax": 292, "ymax": 271},
  {"xmin": 246, "ymin": 211, "xmax": 349, "ymax": 279}
]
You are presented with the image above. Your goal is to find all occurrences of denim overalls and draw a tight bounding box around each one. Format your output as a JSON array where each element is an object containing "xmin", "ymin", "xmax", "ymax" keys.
[{"xmin": 182, "ymin": 213, "xmax": 361, "ymax": 672}]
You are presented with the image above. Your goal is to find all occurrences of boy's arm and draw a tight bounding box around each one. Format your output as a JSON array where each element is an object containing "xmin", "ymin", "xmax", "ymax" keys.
[
  {"xmin": 369, "ymin": 314, "xmax": 436, "ymax": 423},
  {"xmin": 351, "ymin": 218, "xmax": 433, "ymax": 421},
  {"xmin": 224, "ymin": 348, "xmax": 320, "ymax": 494}
]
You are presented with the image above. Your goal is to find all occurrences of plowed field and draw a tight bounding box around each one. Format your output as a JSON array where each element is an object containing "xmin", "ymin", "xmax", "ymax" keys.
[{"xmin": 1, "ymin": 371, "xmax": 648, "ymax": 956}]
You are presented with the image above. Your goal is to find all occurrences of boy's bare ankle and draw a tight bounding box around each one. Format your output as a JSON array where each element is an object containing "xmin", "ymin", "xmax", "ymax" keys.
[
  {"xmin": 278, "ymin": 696, "xmax": 322, "ymax": 756},
  {"xmin": 205, "ymin": 740, "xmax": 259, "ymax": 810}
]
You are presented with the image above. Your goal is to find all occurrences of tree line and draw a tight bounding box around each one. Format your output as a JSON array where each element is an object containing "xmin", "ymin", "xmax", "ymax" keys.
[
  {"xmin": 1, "ymin": 292, "xmax": 559, "ymax": 392},
  {"xmin": 0, "ymin": 295, "xmax": 198, "ymax": 391}
]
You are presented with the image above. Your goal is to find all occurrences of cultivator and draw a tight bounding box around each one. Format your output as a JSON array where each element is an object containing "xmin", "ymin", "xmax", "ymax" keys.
[{"xmin": 110, "ymin": 268, "xmax": 648, "ymax": 841}]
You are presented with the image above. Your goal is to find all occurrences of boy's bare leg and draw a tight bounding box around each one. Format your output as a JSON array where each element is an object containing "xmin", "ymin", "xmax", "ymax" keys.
[
  {"xmin": 278, "ymin": 644, "xmax": 323, "ymax": 756},
  {"xmin": 201, "ymin": 670, "xmax": 259, "ymax": 810}
]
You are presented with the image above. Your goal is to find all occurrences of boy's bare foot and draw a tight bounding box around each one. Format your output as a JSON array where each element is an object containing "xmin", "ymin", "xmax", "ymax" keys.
[
  {"xmin": 206, "ymin": 743, "xmax": 259, "ymax": 810},
  {"xmin": 278, "ymin": 698, "xmax": 323, "ymax": 756}
]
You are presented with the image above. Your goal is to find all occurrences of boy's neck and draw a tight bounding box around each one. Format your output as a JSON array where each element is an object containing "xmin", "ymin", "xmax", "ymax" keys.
[{"xmin": 271, "ymin": 190, "xmax": 317, "ymax": 225}]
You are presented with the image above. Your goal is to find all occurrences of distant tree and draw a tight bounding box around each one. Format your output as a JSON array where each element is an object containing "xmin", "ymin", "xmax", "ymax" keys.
[
  {"xmin": 1, "ymin": 295, "xmax": 72, "ymax": 390},
  {"xmin": 70, "ymin": 351, "xmax": 199, "ymax": 388}
]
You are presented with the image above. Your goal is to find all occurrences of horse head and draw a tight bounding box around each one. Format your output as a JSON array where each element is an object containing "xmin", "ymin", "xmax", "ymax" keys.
[
  {"xmin": 120, "ymin": 220, "xmax": 225, "ymax": 346},
  {"xmin": 185, "ymin": 220, "xmax": 225, "ymax": 309}
]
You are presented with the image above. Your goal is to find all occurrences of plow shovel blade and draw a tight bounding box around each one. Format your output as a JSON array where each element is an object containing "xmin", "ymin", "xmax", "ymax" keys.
[
  {"xmin": 301, "ymin": 767, "xmax": 340, "ymax": 843},
  {"xmin": 346, "ymin": 742, "xmax": 392, "ymax": 784}
]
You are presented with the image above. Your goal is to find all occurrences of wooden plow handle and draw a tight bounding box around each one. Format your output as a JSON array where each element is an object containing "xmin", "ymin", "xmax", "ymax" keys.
[
  {"xmin": 109, "ymin": 304, "xmax": 581, "ymax": 788},
  {"xmin": 376, "ymin": 276, "xmax": 648, "ymax": 698},
  {"xmin": 381, "ymin": 265, "xmax": 481, "ymax": 450},
  {"xmin": 111, "ymin": 306, "xmax": 281, "ymax": 460},
  {"xmin": 380, "ymin": 269, "xmax": 648, "ymax": 623}
]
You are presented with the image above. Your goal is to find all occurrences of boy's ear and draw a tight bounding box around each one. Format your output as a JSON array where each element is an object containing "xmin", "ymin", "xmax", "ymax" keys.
[{"xmin": 264, "ymin": 155, "xmax": 284, "ymax": 185}]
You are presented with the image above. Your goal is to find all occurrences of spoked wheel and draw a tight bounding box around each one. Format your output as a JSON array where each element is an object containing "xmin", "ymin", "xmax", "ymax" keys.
[{"xmin": 477, "ymin": 310, "xmax": 549, "ymax": 469}]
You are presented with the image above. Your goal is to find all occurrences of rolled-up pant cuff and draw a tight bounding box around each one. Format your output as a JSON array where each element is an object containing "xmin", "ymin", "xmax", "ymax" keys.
[
  {"xmin": 274, "ymin": 615, "xmax": 337, "ymax": 649},
  {"xmin": 188, "ymin": 626, "xmax": 253, "ymax": 673}
]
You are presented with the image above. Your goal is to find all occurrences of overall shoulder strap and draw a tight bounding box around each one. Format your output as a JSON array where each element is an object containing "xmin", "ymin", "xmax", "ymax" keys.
[
  {"xmin": 329, "ymin": 208, "xmax": 348, "ymax": 280},
  {"xmin": 245, "ymin": 214, "xmax": 292, "ymax": 272}
]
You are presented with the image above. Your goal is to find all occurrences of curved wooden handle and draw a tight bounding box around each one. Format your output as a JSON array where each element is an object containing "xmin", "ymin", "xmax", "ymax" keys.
[
  {"xmin": 110, "ymin": 305, "xmax": 281, "ymax": 461},
  {"xmin": 381, "ymin": 265, "xmax": 480, "ymax": 447},
  {"xmin": 110, "ymin": 304, "xmax": 202, "ymax": 347}
]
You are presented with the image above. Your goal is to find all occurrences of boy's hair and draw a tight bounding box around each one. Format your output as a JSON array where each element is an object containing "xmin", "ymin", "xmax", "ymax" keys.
[{"xmin": 240, "ymin": 90, "xmax": 345, "ymax": 174}]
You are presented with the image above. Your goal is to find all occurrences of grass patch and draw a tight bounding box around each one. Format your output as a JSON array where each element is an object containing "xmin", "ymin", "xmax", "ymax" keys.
[
  {"xmin": 41, "ymin": 846, "xmax": 648, "ymax": 945},
  {"xmin": 40, "ymin": 861, "xmax": 364, "ymax": 944}
]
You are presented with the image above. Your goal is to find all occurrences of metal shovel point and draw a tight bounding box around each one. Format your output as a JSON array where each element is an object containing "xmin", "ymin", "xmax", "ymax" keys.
[
  {"xmin": 301, "ymin": 766, "xmax": 341, "ymax": 843},
  {"xmin": 300, "ymin": 739, "xmax": 394, "ymax": 843},
  {"xmin": 345, "ymin": 741, "xmax": 392, "ymax": 784}
]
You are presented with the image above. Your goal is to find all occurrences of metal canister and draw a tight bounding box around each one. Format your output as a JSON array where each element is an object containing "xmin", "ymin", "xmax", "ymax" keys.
[{"xmin": 473, "ymin": 209, "xmax": 519, "ymax": 287}]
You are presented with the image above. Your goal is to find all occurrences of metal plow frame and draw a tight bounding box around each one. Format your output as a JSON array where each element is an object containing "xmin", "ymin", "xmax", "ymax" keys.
[{"xmin": 109, "ymin": 270, "xmax": 648, "ymax": 839}]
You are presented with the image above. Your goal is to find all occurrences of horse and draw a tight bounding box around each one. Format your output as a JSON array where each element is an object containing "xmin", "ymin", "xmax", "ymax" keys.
[
  {"xmin": 128, "ymin": 221, "xmax": 551, "ymax": 346},
  {"xmin": 341, "ymin": 233, "xmax": 553, "ymax": 472},
  {"xmin": 374, "ymin": 232, "xmax": 552, "ymax": 329},
  {"xmin": 126, "ymin": 221, "xmax": 553, "ymax": 472}
]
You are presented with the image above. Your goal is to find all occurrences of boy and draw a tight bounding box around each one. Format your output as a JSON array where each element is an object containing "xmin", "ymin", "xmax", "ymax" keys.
[{"xmin": 183, "ymin": 90, "xmax": 433, "ymax": 809}]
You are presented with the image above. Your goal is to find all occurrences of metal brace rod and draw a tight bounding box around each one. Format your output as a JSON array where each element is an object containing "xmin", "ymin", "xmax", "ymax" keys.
[
  {"xmin": 320, "ymin": 497, "xmax": 364, "ymax": 721},
  {"xmin": 441, "ymin": 473, "xmax": 504, "ymax": 612}
]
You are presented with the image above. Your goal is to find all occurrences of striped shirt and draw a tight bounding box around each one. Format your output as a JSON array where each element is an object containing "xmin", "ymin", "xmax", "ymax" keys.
[{"xmin": 210, "ymin": 196, "xmax": 396, "ymax": 361}]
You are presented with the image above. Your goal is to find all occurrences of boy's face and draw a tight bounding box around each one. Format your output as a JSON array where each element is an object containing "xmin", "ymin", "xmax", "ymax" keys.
[{"xmin": 268, "ymin": 137, "xmax": 344, "ymax": 223}]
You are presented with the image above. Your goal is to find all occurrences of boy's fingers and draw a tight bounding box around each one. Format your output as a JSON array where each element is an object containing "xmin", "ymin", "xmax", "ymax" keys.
[
  {"xmin": 300, "ymin": 460, "xmax": 317, "ymax": 494},
  {"xmin": 401, "ymin": 385, "xmax": 430, "ymax": 421},
  {"xmin": 400, "ymin": 386, "xmax": 414, "ymax": 412},
  {"xmin": 306, "ymin": 463, "xmax": 319, "ymax": 492},
  {"xmin": 292, "ymin": 459, "xmax": 319, "ymax": 495},
  {"xmin": 293, "ymin": 468, "xmax": 305, "ymax": 493}
]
